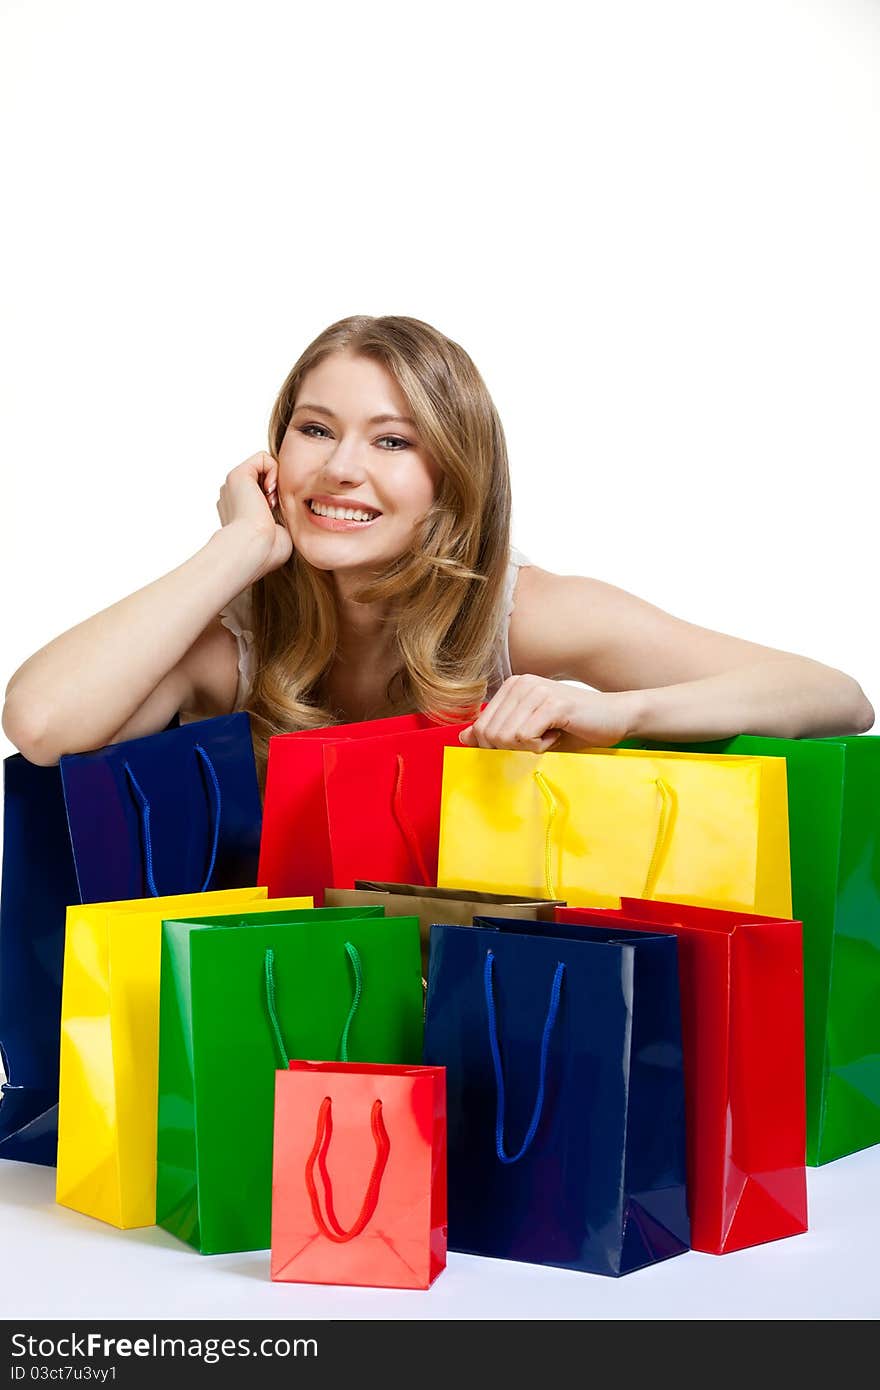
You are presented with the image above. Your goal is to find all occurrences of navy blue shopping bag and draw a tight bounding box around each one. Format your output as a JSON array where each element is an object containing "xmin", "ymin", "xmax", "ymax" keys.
[
  {"xmin": 59, "ymin": 712, "xmax": 261, "ymax": 903},
  {"xmin": 0, "ymin": 757, "xmax": 80, "ymax": 1164},
  {"xmin": 0, "ymin": 712, "xmax": 261, "ymax": 1165},
  {"xmin": 423, "ymin": 916, "xmax": 690, "ymax": 1277}
]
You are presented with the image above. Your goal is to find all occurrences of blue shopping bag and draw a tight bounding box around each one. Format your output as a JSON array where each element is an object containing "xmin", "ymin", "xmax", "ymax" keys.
[
  {"xmin": 59, "ymin": 712, "xmax": 261, "ymax": 903},
  {"xmin": 423, "ymin": 916, "xmax": 690, "ymax": 1277},
  {"xmin": 0, "ymin": 756, "xmax": 80, "ymax": 1164},
  {"xmin": 0, "ymin": 713, "xmax": 261, "ymax": 1165}
]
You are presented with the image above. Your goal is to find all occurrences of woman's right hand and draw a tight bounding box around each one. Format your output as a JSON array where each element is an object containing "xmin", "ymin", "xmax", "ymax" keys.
[{"xmin": 216, "ymin": 452, "xmax": 293, "ymax": 580}]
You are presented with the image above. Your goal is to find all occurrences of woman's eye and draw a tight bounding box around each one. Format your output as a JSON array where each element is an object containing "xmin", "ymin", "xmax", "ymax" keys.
[{"xmin": 298, "ymin": 424, "xmax": 410, "ymax": 450}]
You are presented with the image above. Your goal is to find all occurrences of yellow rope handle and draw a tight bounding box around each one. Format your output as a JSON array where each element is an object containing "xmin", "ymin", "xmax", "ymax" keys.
[
  {"xmin": 642, "ymin": 776, "xmax": 678, "ymax": 899},
  {"xmin": 533, "ymin": 769, "xmax": 559, "ymax": 899},
  {"xmin": 533, "ymin": 768, "xmax": 676, "ymax": 903}
]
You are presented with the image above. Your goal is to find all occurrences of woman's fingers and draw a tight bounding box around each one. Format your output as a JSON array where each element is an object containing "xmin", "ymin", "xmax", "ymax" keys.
[
  {"xmin": 458, "ymin": 677, "xmax": 575, "ymax": 751},
  {"xmin": 460, "ymin": 677, "xmax": 546, "ymax": 749},
  {"xmin": 256, "ymin": 452, "xmax": 278, "ymax": 501},
  {"xmin": 216, "ymin": 453, "xmax": 280, "ymax": 527},
  {"xmin": 460, "ymin": 678, "xmax": 521, "ymax": 748}
]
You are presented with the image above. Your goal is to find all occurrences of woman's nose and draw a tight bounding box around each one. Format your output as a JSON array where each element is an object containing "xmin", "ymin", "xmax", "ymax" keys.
[{"xmin": 320, "ymin": 441, "xmax": 368, "ymax": 486}]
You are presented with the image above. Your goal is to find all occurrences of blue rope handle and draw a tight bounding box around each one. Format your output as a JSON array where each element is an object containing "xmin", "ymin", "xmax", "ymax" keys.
[
  {"xmin": 484, "ymin": 949, "xmax": 565, "ymax": 1165},
  {"xmin": 123, "ymin": 742, "xmax": 222, "ymax": 897}
]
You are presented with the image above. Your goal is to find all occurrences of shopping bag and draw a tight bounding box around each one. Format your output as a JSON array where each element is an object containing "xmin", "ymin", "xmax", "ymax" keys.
[
  {"xmin": 60, "ymin": 711, "xmax": 262, "ymax": 903},
  {"xmin": 437, "ymin": 745, "xmax": 791, "ymax": 914},
  {"xmin": 1, "ymin": 715, "xmax": 262, "ymax": 1165},
  {"xmin": 423, "ymin": 917, "xmax": 690, "ymax": 1276},
  {"xmin": 556, "ymin": 901, "xmax": 808, "ymax": 1253},
  {"xmin": 324, "ymin": 881, "xmax": 564, "ymax": 977},
  {"xmin": 0, "ymin": 757, "xmax": 80, "ymax": 1163},
  {"xmin": 271, "ymin": 1060, "xmax": 446, "ymax": 1288},
  {"xmin": 157, "ymin": 910, "xmax": 423, "ymax": 1253},
  {"xmin": 55, "ymin": 891, "xmax": 327, "ymax": 1228},
  {"xmin": 258, "ymin": 713, "xmax": 472, "ymax": 904},
  {"xmin": 623, "ymin": 734, "xmax": 880, "ymax": 1165}
]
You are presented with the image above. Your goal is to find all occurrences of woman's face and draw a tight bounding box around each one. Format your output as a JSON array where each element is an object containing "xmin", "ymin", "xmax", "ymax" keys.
[{"xmin": 276, "ymin": 350, "xmax": 441, "ymax": 575}]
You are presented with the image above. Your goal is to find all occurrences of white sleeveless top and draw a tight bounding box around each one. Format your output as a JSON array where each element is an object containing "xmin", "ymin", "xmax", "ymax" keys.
[{"xmin": 217, "ymin": 545, "xmax": 532, "ymax": 713}]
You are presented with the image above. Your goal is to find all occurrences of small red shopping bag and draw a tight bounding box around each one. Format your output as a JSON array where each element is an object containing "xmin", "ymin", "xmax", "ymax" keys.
[
  {"xmin": 258, "ymin": 713, "xmax": 473, "ymax": 904},
  {"xmin": 556, "ymin": 901, "xmax": 808, "ymax": 1254},
  {"xmin": 271, "ymin": 1061, "xmax": 447, "ymax": 1289}
]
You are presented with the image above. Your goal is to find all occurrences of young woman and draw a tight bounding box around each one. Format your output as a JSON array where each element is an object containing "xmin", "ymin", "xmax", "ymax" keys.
[{"xmin": 2, "ymin": 314, "xmax": 873, "ymax": 783}]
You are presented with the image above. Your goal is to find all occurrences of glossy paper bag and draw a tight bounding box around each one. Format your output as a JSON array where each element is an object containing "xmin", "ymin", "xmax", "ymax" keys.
[
  {"xmin": 60, "ymin": 712, "xmax": 262, "ymax": 904},
  {"xmin": 0, "ymin": 756, "xmax": 80, "ymax": 1164},
  {"xmin": 324, "ymin": 881, "xmax": 564, "ymax": 978},
  {"xmin": 556, "ymin": 901, "xmax": 808, "ymax": 1253},
  {"xmin": 423, "ymin": 917, "xmax": 690, "ymax": 1276},
  {"xmin": 271, "ymin": 1061, "xmax": 446, "ymax": 1288},
  {"xmin": 0, "ymin": 716, "xmax": 262, "ymax": 1166},
  {"xmin": 624, "ymin": 734, "xmax": 880, "ymax": 1165},
  {"xmin": 55, "ymin": 891, "xmax": 323, "ymax": 1228},
  {"xmin": 438, "ymin": 745, "xmax": 791, "ymax": 914},
  {"xmin": 258, "ymin": 713, "xmax": 472, "ymax": 904},
  {"xmin": 157, "ymin": 910, "xmax": 422, "ymax": 1254}
]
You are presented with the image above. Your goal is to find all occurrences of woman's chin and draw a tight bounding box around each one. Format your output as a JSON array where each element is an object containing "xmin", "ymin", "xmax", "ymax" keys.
[{"xmin": 290, "ymin": 529, "xmax": 389, "ymax": 572}]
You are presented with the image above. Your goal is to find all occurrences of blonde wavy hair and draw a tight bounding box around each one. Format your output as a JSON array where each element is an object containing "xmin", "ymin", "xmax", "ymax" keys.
[{"xmin": 246, "ymin": 315, "xmax": 513, "ymax": 786}]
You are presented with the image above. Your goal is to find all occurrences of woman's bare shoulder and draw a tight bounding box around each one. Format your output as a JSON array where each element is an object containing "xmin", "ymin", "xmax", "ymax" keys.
[{"xmin": 507, "ymin": 564, "xmax": 616, "ymax": 679}]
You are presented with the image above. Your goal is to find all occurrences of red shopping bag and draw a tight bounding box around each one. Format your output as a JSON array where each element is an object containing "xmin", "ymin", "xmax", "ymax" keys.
[
  {"xmin": 271, "ymin": 1061, "xmax": 446, "ymax": 1289},
  {"xmin": 258, "ymin": 714, "xmax": 472, "ymax": 904},
  {"xmin": 556, "ymin": 900, "xmax": 808, "ymax": 1255}
]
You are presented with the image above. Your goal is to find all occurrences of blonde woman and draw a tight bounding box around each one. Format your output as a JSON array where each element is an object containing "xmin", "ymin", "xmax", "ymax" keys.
[{"xmin": 2, "ymin": 315, "xmax": 873, "ymax": 782}]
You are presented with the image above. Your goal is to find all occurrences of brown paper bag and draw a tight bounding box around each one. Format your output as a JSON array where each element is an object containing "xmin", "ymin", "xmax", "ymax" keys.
[{"xmin": 324, "ymin": 881, "xmax": 565, "ymax": 977}]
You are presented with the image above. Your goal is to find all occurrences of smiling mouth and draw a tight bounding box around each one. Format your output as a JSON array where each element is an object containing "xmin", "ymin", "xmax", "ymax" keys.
[{"xmin": 306, "ymin": 499, "xmax": 382, "ymax": 524}]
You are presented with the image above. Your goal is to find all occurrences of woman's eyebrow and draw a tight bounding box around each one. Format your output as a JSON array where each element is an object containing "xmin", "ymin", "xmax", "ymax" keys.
[{"xmin": 293, "ymin": 402, "xmax": 417, "ymax": 427}]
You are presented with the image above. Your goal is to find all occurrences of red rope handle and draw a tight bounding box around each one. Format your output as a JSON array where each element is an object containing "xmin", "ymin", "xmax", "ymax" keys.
[
  {"xmin": 305, "ymin": 1096, "xmax": 390, "ymax": 1243},
  {"xmin": 392, "ymin": 754, "xmax": 431, "ymax": 885}
]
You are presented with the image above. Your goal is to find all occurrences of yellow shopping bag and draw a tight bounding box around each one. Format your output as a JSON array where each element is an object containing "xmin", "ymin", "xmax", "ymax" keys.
[
  {"xmin": 437, "ymin": 746, "xmax": 792, "ymax": 915},
  {"xmin": 55, "ymin": 889, "xmax": 312, "ymax": 1229}
]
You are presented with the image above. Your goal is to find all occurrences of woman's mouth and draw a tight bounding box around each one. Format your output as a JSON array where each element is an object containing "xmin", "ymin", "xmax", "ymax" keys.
[{"xmin": 304, "ymin": 498, "xmax": 383, "ymax": 532}]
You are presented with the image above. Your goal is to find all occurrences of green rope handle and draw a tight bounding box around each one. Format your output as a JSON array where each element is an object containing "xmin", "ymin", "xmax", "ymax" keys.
[
  {"xmin": 264, "ymin": 947, "xmax": 290, "ymax": 1067},
  {"xmin": 264, "ymin": 941, "xmax": 364, "ymax": 1068},
  {"xmin": 338, "ymin": 942, "xmax": 363, "ymax": 1062}
]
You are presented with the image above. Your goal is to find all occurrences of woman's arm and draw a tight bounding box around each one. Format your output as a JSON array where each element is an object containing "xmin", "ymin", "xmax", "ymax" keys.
[
  {"xmin": 1, "ymin": 453, "xmax": 291, "ymax": 765},
  {"xmin": 461, "ymin": 566, "xmax": 874, "ymax": 750}
]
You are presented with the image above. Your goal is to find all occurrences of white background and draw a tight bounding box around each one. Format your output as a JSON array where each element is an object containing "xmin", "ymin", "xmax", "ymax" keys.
[
  {"xmin": 1, "ymin": 0, "xmax": 878, "ymax": 749},
  {"xmin": 1, "ymin": 0, "xmax": 879, "ymax": 1323}
]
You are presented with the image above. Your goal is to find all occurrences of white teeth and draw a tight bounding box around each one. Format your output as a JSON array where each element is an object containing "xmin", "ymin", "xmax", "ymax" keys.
[{"xmin": 309, "ymin": 501, "xmax": 379, "ymax": 522}]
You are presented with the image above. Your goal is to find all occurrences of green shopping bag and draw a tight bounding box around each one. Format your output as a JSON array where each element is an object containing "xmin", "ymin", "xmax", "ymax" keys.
[
  {"xmin": 624, "ymin": 734, "xmax": 880, "ymax": 1165},
  {"xmin": 156, "ymin": 906, "xmax": 423, "ymax": 1253}
]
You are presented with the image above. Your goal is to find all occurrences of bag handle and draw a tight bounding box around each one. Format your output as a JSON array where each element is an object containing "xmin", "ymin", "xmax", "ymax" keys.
[
  {"xmin": 484, "ymin": 948, "xmax": 565, "ymax": 1165},
  {"xmin": 533, "ymin": 768, "xmax": 677, "ymax": 899},
  {"xmin": 391, "ymin": 753, "xmax": 431, "ymax": 885},
  {"xmin": 305, "ymin": 1095, "xmax": 391, "ymax": 1243},
  {"xmin": 123, "ymin": 742, "xmax": 222, "ymax": 897},
  {"xmin": 641, "ymin": 776, "xmax": 677, "ymax": 898},
  {"xmin": 264, "ymin": 942, "xmax": 364, "ymax": 1067}
]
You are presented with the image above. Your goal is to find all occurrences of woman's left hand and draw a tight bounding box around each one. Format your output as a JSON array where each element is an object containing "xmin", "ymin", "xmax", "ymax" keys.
[{"xmin": 458, "ymin": 675, "xmax": 640, "ymax": 752}]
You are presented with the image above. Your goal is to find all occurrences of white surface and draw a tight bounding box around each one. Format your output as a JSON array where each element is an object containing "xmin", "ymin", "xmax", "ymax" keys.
[{"xmin": 1, "ymin": 1149, "xmax": 878, "ymax": 1320}]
